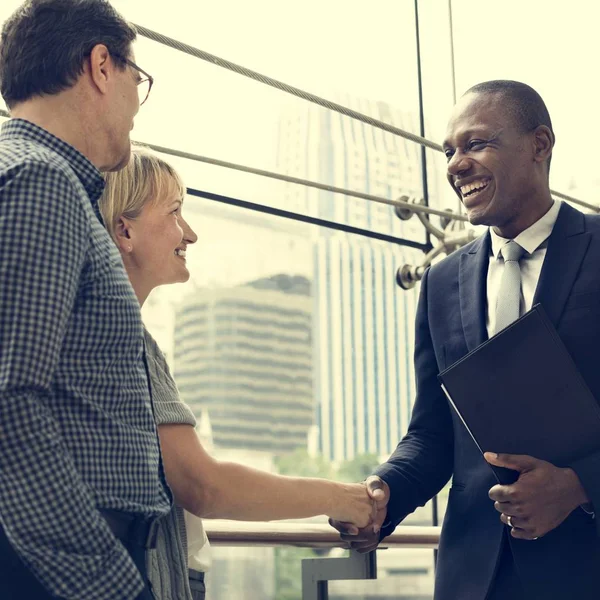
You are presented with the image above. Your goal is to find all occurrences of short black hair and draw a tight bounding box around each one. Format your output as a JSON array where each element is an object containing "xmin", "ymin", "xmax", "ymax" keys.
[
  {"xmin": 465, "ymin": 80, "xmax": 554, "ymax": 170},
  {"xmin": 0, "ymin": 0, "xmax": 136, "ymax": 108}
]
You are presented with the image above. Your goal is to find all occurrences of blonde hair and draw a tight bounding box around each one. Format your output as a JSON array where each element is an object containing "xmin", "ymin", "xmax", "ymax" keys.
[{"xmin": 100, "ymin": 146, "xmax": 185, "ymax": 242}]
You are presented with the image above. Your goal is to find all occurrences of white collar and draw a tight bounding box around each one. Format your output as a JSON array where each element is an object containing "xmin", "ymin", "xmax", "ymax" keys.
[{"xmin": 490, "ymin": 200, "xmax": 562, "ymax": 258}]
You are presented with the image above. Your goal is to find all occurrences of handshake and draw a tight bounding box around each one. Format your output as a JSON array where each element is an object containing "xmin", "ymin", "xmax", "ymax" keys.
[{"xmin": 327, "ymin": 476, "xmax": 391, "ymax": 553}]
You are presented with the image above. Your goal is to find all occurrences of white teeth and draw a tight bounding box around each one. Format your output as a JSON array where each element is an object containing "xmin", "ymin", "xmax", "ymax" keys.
[
  {"xmin": 459, "ymin": 180, "xmax": 489, "ymax": 196},
  {"xmin": 175, "ymin": 249, "xmax": 186, "ymax": 258}
]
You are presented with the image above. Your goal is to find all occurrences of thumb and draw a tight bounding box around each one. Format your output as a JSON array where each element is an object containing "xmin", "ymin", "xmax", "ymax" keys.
[
  {"xmin": 365, "ymin": 476, "xmax": 389, "ymax": 505},
  {"xmin": 484, "ymin": 452, "xmax": 540, "ymax": 472}
]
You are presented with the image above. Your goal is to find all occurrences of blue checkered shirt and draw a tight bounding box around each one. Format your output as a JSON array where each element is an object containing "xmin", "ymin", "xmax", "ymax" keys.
[{"xmin": 0, "ymin": 119, "xmax": 171, "ymax": 599}]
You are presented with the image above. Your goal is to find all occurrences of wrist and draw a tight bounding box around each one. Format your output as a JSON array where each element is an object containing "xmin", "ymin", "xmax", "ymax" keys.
[
  {"xmin": 325, "ymin": 480, "xmax": 348, "ymax": 517},
  {"xmin": 564, "ymin": 467, "xmax": 590, "ymax": 508}
]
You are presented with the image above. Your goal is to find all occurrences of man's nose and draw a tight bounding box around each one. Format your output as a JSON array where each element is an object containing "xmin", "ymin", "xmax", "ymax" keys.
[{"xmin": 447, "ymin": 151, "xmax": 471, "ymax": 177}]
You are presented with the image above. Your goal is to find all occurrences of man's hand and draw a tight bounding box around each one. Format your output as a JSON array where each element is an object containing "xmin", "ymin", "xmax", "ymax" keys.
[
  {"xmin": 329, "ymin": 476, "xmax": 391, "ymax": 553},
  {"xmin": 485, "ymin": 452, "xmax": 590, "ymax": 540},
  {"xmin": 327, "ymin": 482, "xmax": 377, "ymax": 529}
]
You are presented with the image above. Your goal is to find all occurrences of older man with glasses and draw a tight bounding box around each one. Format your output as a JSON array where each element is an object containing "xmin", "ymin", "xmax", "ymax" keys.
[
  {"xmin": 113, "ymin": 53, "xmax": 154, "ymax": 106},
  {"xmin": 0, "ymin": 1, "xmax": 165, "ymax": 599}
]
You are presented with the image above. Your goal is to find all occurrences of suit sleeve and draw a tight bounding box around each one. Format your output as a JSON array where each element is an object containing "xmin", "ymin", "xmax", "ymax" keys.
[
  {"xmin": 569, "ymin": 452, "xmax": 600, "ymax": 534},
  {"xmin": 374, "ymin": 267, "xmax": 454, "ymax": 537}
]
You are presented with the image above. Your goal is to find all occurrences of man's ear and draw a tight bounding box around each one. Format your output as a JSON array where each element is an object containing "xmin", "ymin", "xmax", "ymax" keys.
[
  {"xmin": 115, "ymin": 217, "xmax": 133, "ymax": 254},
  {"xmin": 532, "ymin": 125, "xmax": 554, "ymax": 165},
  {"xmin": 87, "ymin": 44, "xmax": 113, "ymax": 96}
]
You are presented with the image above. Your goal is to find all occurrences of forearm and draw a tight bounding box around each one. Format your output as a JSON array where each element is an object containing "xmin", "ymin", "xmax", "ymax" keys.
[
  {"xmin": 375, "ymin": 267, "xmax": 454, "ymax": 531},
  {"xmin": 375, "ymin": 430, "xmax": 453, "ymax": 524},
  {"xmin": 0, "ymin": 388, "xmax": 142, "ymax": 599},
  {"xmin": 195, "ymin": 461, "xmax": 342, "ymax": 520},
  {"xmin": 159, "ymin": 424, "xmax": 370, "ymax": 523}
]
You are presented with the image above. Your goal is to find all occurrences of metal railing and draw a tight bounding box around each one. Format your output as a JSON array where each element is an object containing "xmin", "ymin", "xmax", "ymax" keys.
[
  {"xmin": 204, "ymin": 520, "xmax": 440, "ymax": 549},
  {"xmin": 204, "ymin": 521, "xmax": 441, "ymax": 599}
]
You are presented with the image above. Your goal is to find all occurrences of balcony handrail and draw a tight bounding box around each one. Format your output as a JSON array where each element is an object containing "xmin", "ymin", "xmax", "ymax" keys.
[{"xmin": 203, "ymin": 520, "xmax": 441, "ymax": 549}]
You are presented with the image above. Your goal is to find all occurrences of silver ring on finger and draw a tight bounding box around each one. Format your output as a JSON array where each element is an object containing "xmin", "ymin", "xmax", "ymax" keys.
[{"xmin": 506, "ymin": 515, "xmax": 514, "ymax": 528}]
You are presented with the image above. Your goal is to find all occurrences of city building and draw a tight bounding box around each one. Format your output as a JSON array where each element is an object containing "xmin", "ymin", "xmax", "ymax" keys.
[
  {"xmin": 277, "ymin": 96, "xmax": 439, "ymax": 462},
  {"xmin": 276, "ymin": 95, "xmax": 445, "ymax": 238},
  {"xmin": 312, "ymin": 234, "xmax": 420, "ymax": 462},
  {"xmin": 173, "ymin": 274, "xmax": 314, "ymax": 454}
]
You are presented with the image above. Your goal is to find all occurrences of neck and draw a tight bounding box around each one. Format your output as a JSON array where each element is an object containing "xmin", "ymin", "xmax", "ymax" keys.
[
  {"xmin": 492, "ymin": 192, "xmax": 553, "ymax": 239},
  {"xmin": 134, "ymin": 285, "xmax": 151, "ymax": 307},
  {"xmin": 122, "ymin": 261, "xmax": 152, "ymax": 307},
  {"xmin": 10, "ymin": 90, "xmax": 108, "ymax": 170}
]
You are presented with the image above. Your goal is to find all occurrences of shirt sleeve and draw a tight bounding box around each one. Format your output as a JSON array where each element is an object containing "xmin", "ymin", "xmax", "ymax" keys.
[
  {"xmin": 0, "ymin": 161, "xmax": 144, "ymax": 599},
  {"xmin": 143, "ymin": 329, "xmax": 197, "ymax": 427}
]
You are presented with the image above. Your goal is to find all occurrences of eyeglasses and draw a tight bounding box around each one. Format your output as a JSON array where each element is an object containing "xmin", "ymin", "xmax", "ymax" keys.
[{"xmin": 112, "ymin": 53, "xmax": 154, "ymax": 106}]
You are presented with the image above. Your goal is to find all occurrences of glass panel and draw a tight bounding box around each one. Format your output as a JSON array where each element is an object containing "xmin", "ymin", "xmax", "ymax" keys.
[
  {"xmin": 103, "ymin": 0, "xmax": 432, "ymax": 243},
  {"xmin": 432, "ymin": 0, "xmax": 600, "ymax": 207},
  {"xmin": 206, "ymin": 546, "xmax": 276, "ymax": 599},
  {"xmin": 205, "ymin": 546, "xmax": 436, "ymax": 600},
  {"xmin": 142, "ymin": 194, "xmax": 437, "ymax": 598},
  {"xmin": 143, "ymin": 193, "xmax": 422, "ymax": 458},
  {"xmin": 329, "ymin": 548, "xmax": 435, "ymax": 600},
  {"xmin": 112, "ymin": 0, "xmax": 421, "ymax": 116}
]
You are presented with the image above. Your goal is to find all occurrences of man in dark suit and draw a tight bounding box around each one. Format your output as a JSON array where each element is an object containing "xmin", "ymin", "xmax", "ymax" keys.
[{"xmin": 331, "ymin": 80, "xmax": 600, "ymax": 599}]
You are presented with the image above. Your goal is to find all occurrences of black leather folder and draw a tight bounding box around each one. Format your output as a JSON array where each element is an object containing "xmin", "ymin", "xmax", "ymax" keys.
[{"xmin": 438, "ymin": 304, "xmax": 600, "ymax": 484}]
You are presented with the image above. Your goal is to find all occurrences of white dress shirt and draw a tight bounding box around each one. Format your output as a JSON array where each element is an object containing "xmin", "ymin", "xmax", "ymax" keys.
[{"xmin": 486, "ymin": 200, "xmax": 562, "ymax": 337}]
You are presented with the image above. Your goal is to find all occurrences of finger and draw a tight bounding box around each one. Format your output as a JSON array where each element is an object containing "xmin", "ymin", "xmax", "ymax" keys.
[
  {"xmin": 499, "ymin": 513, "xmax": 520, "ymax": 529},
  {"xmin": 500, "ymin": 513, "xmax": 536, "ymax": 537},
  {"xmin": 355, "ymin": 543, "xmax": 379, "ymax": 554},
  {"xmin": 484, "ymin": 452, "xmax": 541, "ymax": 472},
  {"xmin": 348, "ymin": 538, "xmax": 379, "ymax": 551},
  {"xmin": 509, "ymin": 526, "xmax": 539, "ymax": 541},
  {"xmin": 328, "ymin": 518, "xmax": 358, "ymax": 536},
  {"xmin": 365, "ymin": 476, "xmax": 387, "ymax": 502},
  {"xmin": 338, "ymin": 530, "xmax": 375, "ymax": 543},
  {"xmin": 488, "ymin": 484, "xmax": 515, "ymax": 503},
  {"xmin": 370, "ymin": 498, "xmax": 378, "ymax": 523},
  {"xmin": 372, "ymin": 509, "xmax": 387, "ymax": 535},
  {"xmin": 493, "ymin": 500, "xmax": 514, "ymax": 514}
]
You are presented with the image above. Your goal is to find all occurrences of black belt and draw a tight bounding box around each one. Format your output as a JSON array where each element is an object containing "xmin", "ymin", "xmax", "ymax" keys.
[{"xmin": 100, "ymin": 509, "xmax": 160, "ymax": 550}]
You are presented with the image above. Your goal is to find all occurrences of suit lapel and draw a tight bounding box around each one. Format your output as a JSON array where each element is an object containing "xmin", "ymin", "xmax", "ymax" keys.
[
  {"xmin": 533, "ymin": 203, "xmax": 590, "ymax": 327},
  {"xmin": 459, "ymin": 232, "xmax": 491, "ymax": 352}
]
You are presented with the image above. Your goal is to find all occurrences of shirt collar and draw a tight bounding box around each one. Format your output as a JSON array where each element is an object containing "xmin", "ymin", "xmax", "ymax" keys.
[
  {"xmin": 0, "ymin": 118, "xmax": 105, "ymax": 203},
  {"xmin": 490, "ymin": 199, "xmax": 562, "ymax": 258}
]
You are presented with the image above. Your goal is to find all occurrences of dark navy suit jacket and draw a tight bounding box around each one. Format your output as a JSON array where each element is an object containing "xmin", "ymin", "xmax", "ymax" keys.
[{"xmin": 375, "ymin": 203, "xmax": 600, "ymax": 599}]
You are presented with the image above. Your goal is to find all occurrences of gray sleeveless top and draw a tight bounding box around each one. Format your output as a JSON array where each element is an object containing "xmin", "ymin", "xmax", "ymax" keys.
[{"xmin": 144, "ymin": 328, "xmax": 196, "ymax": 600}]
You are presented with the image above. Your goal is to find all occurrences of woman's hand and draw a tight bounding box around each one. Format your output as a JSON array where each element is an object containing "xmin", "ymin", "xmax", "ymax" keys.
[{"xmin": 327, "ymin": 482, "xmax": 377, "ymax": 529}]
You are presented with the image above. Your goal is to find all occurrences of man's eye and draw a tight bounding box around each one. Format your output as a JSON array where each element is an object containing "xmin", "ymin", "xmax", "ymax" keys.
[
  {"xmin": 444, "ymin": 149, "xmax": 454, "ymax": 161},
  {"xmin": 467, "ymin": 140, "xmax": 486, "ymax": 150}
]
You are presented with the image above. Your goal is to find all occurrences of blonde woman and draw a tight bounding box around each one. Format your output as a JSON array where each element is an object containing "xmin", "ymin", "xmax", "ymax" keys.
[{"xmin": 100, "ymin": 147, "xmax": 375, "ymax": 600}]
